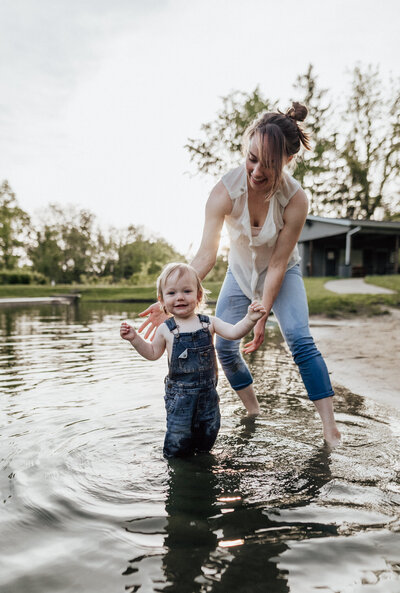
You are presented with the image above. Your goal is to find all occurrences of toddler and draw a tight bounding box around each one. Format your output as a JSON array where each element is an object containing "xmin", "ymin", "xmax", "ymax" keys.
[{"xmin": 120, "ymin": 262, "xmax": 266, "ymax": 457}]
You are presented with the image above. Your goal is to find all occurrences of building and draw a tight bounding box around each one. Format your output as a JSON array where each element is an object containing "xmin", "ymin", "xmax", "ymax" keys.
[{"xmin": 298, "ymin": 216, "xmax": 400, "ymax": 277}]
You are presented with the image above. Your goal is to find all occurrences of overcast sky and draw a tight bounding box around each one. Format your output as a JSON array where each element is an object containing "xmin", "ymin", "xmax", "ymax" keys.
[{"xmin": 1, "ymin": 0, "xmax": 399, "ymax": 254}]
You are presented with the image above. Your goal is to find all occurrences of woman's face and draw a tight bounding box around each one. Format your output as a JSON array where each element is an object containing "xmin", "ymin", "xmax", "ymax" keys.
[{"xmin": 245, "ymin": 135, "xmax": 291, "ymax": 193}]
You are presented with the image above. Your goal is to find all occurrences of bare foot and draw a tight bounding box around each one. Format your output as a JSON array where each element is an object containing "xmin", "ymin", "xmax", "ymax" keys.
[
  {"xmin": 240, "ymin": 414, "xmax": 258, "ymax": 427},
  {"xmin": 324, "ymin": 428, "xmax": 342, "ymax": 449},
  {"xmin": 236, "ymin": 385, "xmax": 260, "ymax": 417}
]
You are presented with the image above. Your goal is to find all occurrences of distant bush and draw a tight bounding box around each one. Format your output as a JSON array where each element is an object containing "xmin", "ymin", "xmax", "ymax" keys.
[{"xmin": 0, "ymin": 270, "xmax": 47, "ymax": 285}]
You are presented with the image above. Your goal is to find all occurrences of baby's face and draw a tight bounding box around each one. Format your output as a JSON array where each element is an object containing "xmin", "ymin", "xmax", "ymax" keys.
[{"xmin": 161, "ymin": 270, "xmax": 199, "ymax": 318}]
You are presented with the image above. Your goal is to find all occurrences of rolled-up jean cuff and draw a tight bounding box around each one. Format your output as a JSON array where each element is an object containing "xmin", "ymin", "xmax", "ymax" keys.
[
  {"xmin": 308, "ymin": 389, "xmax": 335, "ymax": 402},
  {"xmin": 230, "ymin": 378, "xmax": 253, "ymax": 391}
]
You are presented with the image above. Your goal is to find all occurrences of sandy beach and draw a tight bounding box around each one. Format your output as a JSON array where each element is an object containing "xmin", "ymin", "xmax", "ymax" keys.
[{"xmin": 310, "ymin": 308, "xmax": 400, "ymax": 409}]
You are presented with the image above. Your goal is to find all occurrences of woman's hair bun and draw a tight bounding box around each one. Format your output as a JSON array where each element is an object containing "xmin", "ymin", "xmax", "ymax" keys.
[{"xmin": 285, "ymin": 102, "xmax": 308, "ymax": 122}]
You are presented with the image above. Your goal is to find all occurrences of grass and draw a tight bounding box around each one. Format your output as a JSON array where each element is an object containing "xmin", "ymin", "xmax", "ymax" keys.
[
  {"xmin": 303, "ymin": 276, "xmax": 400, "ymax": 317},
  {"xmin": 0, "ymin": 281, "xmax": 224, "ymax": 303},
  {"xmin": 0, "ymin": 283, "xmax": 158, "ymax": 302},
  {"xmin": 364, "ymin": 275, "xmax": 400, "ymax": 292},
  {"xmin": 0, "ymin": 276, "xmax": 399, "ymax": 317}
]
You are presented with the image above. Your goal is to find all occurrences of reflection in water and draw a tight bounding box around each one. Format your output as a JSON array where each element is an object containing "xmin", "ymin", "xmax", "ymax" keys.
[
  {"xmin": 1, "ymin": 303, "xmax": 400, "ymax": 593},
  {"xmin": 154, "ymin": 443, "xmax": 333, "ymax": 593},
  {"xmin": 162, "ymin": 456, "xmax": 219, "ymax": 592}
]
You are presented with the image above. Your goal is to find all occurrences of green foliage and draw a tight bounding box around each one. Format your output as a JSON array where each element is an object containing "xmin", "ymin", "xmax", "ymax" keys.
[
  {"xmin": 0, "ymin": 269, "xmax": 46, "ymax": 285},
  {"xmin": 0, "ymin": 181, "xmax": 30, "ymax": 269},
  {"xmin": 332, "ymin": 65, "xmax": 400, "ymax": 219},
  {"xmin": 26, "ymin": 206, "xmax": 184, "ymax": 285},
  {"xmin": 291, "ymin": 65, "xmax": 340, "ymax": 216},
  {"xmin": 28, "ymin": 225, "xmax": 65, "ymax": 283},
  {"xmin": 113, "ymin": 225, "xmax": 183, "ymax": 284},
  {"xmin": 0, "ymin": 184, "xmax": 182, "ymax": 286},
  {"xmin": 28, "ymin": 204, "xmax": 96, "ymax": 283},
  {"xmin": 185, "ymin": 88, "xmax": 277, "ymax": 176}
]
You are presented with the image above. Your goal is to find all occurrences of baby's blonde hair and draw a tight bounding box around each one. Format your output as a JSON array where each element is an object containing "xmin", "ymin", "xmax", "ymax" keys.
[{"xmin": 157, "ymin": 262, "xmax": 206, "ymax": 314}]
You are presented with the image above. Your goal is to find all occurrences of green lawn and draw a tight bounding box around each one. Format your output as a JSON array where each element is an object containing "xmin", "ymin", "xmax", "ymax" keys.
[
  {"xmin": 364, "ymin": 275, "xmax": 400, "ymax": 292},
  {"xmin": 0, "ymin": 275, "xmax": 399, "ymax": 317},
  {"xmin": 303, "ymin": 276, "xmax": 400, "ymax": 316},
  {"xmin": 0, "ymin": 281, "xmax": 223, "ymax": 303}
]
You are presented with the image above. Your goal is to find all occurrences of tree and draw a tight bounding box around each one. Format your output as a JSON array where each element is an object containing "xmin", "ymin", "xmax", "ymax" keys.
[
  {"xmin": 92, "ymin": 229, "xmax": 118, "ymax": 278},
  {"xmin": 0, "ymin": 181, "xmax": 30, "ymax": 269},
  {"xmin": 114, "ymin": 225, "xmax": 182, "ymax": 283},
  {"xmin": 28, "ymin": 226, "xmax": 64, "ymax": 283},
  {"xmin": 333, "ymin": 65, "xmax": 400, "ymax": 219},
  {"xmin": 61, "ymin": 207, "xmax": 97, "ymax": 282},
  {"xmin": 29, "ymin": 204, "xmax": 98, "ymax": 283},
  {"xmin": 185, "ymin": 64, "xmax": 400, "ymax": 220},
  {"xmin": 291, "ymin": 64, "xmax": 340, "ymax": 216},
  {"xmin": 185, "ymin": 88, "xmax": 277, "ymax": 176}
]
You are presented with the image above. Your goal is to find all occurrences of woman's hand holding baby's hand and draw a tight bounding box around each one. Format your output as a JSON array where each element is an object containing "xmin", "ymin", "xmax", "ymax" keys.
[
  {"xmin": 243, "ymin": 303, "xmax": 267, "ymax": 353},
  {"xmin": 247, "ymin": 301, "xmax": 267, "ymax": 322},
  {"xmin": 120, "ymin": 321, "xmax": 137, "ymax": 342}
]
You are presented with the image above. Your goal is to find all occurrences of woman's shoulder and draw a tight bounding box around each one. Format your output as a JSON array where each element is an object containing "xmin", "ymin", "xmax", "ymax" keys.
[
  {"xmin": 275, "ymin": 171, "xmax": 302, "ymax": 207},
  {"xmin": 221, "ymin": 164, "xmax": 247, "ymax": 201}
]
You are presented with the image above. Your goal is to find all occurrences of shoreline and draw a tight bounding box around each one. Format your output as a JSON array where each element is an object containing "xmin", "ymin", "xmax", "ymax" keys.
[{"xmin": 309, "ymin": 309, "xmax": 400, "ymax": 409}]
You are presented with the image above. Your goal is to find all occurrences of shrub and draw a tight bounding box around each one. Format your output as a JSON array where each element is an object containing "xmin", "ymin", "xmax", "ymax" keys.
[{"xmin": 0, "ymin": 270, "xmax": 47, "ymax": 285}]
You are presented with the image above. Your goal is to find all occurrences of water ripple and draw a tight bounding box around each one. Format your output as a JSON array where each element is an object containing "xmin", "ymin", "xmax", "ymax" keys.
[{"xmin": 1, "ymin": 304, "xmax": 400, "ymax": 592}]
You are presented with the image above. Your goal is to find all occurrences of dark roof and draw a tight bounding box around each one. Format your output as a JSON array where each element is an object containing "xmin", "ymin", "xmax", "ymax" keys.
[
  {"xmin": 299, "ymin": 215, "xmax": 400, "ymax": 242},
  {"xmin": 306, "ymin": 215, "xmax": 400, "ymax": 231}
]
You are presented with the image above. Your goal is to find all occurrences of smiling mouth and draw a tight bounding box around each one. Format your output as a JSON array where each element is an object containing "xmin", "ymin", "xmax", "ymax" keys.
[{"xmin": 251, "ymin": 175, "xmax": 267, "ymax": 184}]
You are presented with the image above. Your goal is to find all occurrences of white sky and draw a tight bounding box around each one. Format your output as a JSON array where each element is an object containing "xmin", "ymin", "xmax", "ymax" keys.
[{"xmin": 1, "ymin": 0, "xmax": 399, "ymax": 255}]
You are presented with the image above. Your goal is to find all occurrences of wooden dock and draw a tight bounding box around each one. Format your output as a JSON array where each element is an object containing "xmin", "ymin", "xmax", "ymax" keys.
[{"xmin": 0, "ymin": 294, "xmax": 80, "ymax": 307}]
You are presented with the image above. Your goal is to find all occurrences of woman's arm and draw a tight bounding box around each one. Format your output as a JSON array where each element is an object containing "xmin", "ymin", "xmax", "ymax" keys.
[
  {"xmin": 243, "ymin": 188, "xmax": 308, "ymax": 353},
  {"xmin": 190, "ymin": 180, "xmax": 232, "ymax": 280},
  {"xmin": 120, "ymin": 322, "xmax": 166, "ymax": 360},
  {"xmin": 212, "ymin": 301, "xmax": 266, "ymax": 340}
]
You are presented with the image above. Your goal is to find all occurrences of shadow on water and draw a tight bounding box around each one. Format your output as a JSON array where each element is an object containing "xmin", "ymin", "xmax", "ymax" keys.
[{"xmin": 1, "ymin": 303, "xmax": 400, "ymax": 592}]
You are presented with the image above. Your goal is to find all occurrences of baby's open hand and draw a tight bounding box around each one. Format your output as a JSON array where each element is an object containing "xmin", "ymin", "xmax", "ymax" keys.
[
  {"xmin": 247, "ymin": 301, "xmax": 267, "ymax": 322},
  {"xmin": 120, "ymin": 321, "xmax": 137, "ymax": 342}
]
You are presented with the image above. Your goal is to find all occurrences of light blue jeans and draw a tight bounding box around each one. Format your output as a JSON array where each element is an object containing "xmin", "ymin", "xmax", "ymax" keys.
[{"xmin": 215, "ymin": 265, "xmax": 334, "ymax": 401}]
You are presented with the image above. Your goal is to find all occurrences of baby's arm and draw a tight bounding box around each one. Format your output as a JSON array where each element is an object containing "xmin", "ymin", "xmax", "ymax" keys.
[
  {"xmin": 120, "ymin": 321, "xmax": 166, "ymax": 360},
  {"xmin": 212, "ymin": 301, "xmax": 267, "ymax": 340}
]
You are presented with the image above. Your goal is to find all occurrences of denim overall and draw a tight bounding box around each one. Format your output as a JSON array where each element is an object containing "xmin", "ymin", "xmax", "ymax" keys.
[{"xmin": 163, "ymin": 314, "xmax": 220, "ymax": 458}]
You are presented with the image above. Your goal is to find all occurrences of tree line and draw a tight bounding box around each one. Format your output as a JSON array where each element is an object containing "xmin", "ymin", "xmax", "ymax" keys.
[{"xmin": 0, "ymin": 180, "xmax": 182, "ymax": 284}]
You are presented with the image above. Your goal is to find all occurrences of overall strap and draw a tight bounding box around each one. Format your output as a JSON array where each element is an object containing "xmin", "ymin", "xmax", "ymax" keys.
[
  {"xmin": 164, "ymin": 317, "xmax": 179, "ymax": 337},
  {"xmin": 198, "ymin": 314, "xmax": 210, "ymax": 330}
]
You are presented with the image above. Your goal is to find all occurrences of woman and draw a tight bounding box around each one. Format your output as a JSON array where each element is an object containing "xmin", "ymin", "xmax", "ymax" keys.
[{"xmin": 140, "ymin": 102, "xmax": 341, "ymax": 447}]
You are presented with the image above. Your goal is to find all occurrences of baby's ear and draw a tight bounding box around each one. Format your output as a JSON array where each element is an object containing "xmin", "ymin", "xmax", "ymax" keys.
[{"xmin": 158, "ymin": 296, "xmax": 166, "ymax": 314}]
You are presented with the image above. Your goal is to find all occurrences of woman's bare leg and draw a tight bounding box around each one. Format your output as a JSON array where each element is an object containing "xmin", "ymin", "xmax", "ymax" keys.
[
  {"xmin": 313, "ymin": 396, "xmax": 341, "ymax": 447},
  {"xmin": 236, "ymin": 384, "xmax": 260, "ymax": 416}
]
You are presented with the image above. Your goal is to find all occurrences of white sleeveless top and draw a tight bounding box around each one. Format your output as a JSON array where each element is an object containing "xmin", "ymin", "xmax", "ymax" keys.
[{"xmin": 221, "ymin": 164, "xmax": 302, "ymax": 300}]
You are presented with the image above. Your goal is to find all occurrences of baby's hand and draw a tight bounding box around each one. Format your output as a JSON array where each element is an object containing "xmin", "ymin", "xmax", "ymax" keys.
[
  {"xmin": 247, "ymin": 301, "xmax": 267, "ymax": 322},
  {"xmin": 120, "ymin": 321, "xmax": 137, "ymax": 342}
]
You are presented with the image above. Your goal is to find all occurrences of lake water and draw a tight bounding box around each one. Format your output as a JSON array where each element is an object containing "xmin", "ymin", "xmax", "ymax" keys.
[{"xmin": 1, "ymin": 302, "xmax": 400, "ymax": 593}]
